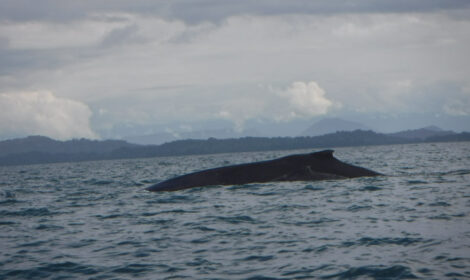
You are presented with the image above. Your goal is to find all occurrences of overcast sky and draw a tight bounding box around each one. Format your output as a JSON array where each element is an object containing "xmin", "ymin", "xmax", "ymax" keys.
[{"xmin": 1, "ymin": 0, "xmax": 470, "ymax": 140}]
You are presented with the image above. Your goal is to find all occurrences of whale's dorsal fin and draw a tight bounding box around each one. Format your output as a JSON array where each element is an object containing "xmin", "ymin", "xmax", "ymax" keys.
[{"xmin": 311, "ymin": 149, "xmax": 334, "ymax": 159}]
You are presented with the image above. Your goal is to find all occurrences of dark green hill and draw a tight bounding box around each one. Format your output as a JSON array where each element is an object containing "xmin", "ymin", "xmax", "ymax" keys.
[
  {"xmin": 0, "ymin": 135, "xmax": 136, "ymax": 157},
  {"xmin": 1, "ymin": 130, "xmax": 469, "ymax": 166}
]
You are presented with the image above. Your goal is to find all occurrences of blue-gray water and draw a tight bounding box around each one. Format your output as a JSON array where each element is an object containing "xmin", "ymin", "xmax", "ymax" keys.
[{"xmin": 1, "ymin": 142, "xmax": 469, "ymax": 279}]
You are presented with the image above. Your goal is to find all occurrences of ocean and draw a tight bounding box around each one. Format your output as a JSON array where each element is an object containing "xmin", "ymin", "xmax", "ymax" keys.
[{"xmin": 0, "ymin": 142, "xmax": 469, "ymax": 279}]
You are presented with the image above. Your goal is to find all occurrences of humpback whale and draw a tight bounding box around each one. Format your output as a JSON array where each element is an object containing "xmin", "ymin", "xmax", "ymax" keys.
[{"xmin": 146, "ymin": 150, "xmax": 381, "ymax": 192}]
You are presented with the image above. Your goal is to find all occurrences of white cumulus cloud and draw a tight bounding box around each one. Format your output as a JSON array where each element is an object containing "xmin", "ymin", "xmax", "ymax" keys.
[
  {"xmin": 282, "ymin": 81, "xmax": 334, "ymax": 118},
  {"xmin": 0, "ymin": 91, "xmax": 98, "ymax": 140},
  {"xmin": 215, "ymin": 81, "xmax": 336, "ymax": 131}
]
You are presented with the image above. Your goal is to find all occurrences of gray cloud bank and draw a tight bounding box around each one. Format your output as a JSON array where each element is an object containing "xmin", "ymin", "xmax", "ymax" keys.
[
  {"xmin": 1, "ymin": 0, "xmax": 469, "ymax": 23},
  {"xmin": 0, "ymin": 0, "xmax": 469, "ymax": 139}
]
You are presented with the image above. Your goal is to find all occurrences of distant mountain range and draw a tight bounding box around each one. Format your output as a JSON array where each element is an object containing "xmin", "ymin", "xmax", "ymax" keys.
[
  {"xmin": 0, "ymin": 126, "xmax": 469, "ymax": 166},
  {"xmin": 125, "ymin": 118, "xmax": 455, "ymax": 145},
  {"xmin": 387, "ymin": 126, "xmax": 455, "ymax": 140},
  {"xmin": 124, "ymin": 128, "xmax": 260, "ymax": 145},
  {"xmin": 0, "ymin": 136, "xmax": 136, "ymax": 157},
  {"xmin": 300, "ymin": 118, "xmax": 371, "ymax": 136},
  {"xmin": 125, "ymin": 118, "xmax": 371, "ymax": 145}
]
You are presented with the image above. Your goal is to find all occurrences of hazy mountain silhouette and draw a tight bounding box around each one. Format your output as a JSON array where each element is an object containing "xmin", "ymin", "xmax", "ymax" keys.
[
  {"xmin": 124, "ymin": 128, "xmax": 261, "ymax": 145},
  {"xmin": 0, "ymin": 136, "xmax": 136, "ymax": 157},
  {"xmin": 387, "ymin": 126, "xmax": 455, "ymax": 140},
  {"xmin": 1, "ymin": 128, "xmax": 469, "ymax": 166},
  {"xmin": 300, "ymin": 118, "xmax": 370, "ymax": 136}
]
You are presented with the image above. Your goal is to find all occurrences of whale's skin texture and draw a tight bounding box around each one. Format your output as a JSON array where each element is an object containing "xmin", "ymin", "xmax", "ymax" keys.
[{"xmin": 146, "ymin": 150, "xmax": 381, "ymax": 192}]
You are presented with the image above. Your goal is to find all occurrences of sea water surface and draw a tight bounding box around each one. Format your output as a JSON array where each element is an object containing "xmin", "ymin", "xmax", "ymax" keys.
[{"xmin": 1, "ymin": 142, "xmax": 469, "ymax": 279}]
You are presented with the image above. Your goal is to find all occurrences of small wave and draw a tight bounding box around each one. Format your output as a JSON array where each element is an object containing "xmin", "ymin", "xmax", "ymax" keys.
[
  {"xmin": 1, "ymin": 262, "xmax": 100, "ymax": 279},
  {"xmin": 282, "ymin": 217, "xmax": 337, "ymax": 227},
  {"xmin": 303, "ymin": 245, "xmax": 329, "ymax": 254},
  {"xmin": 359, "ymin": 186, "xmax": 382, "ymax": 192},
  {"xmin": 241, "ymin": 255, "xmax": 275, "ymax": 262},
  {"xmin": 342, "ymin": 237, "xmax": 428, "ymax": 247},
  {"xmin": 186, "ymin": 185, "xmax": 220, "ymax": 193},
  {"xmin": 428, "ymin": 201, "xmax": 451, "ymax": 207},
  {"xmin": 0, "ymin": 199, "xmax": 21, "ymax": 205},
  {"xmin": 67, "ymin": 239, "xmax": 96, "ymax": 249},
  {"xmin": 0, "ymin": 207, "xmax": 61, "ymax": 217},
  {"xmin": 282, "ymin": 264, "xmax": 331, "ymax": 277},
  {"xmin": 321, "ymin": 265, "xmax": 417, "ymax": 279},
  {"xmin": 435, "ymin": 169, "xmax": 470, "ymax": 176},
  {"xmin": 406, "ymin": 180, "xmax": 428, "ymax": 185},
  {"xmin": 133, "ymin": 248, "xmax": 159, "ymax": 258},
  {"xmin": 112, "ymin": 263, "xmax": 183, "ymax": 275},
  {"xmin": 111, "ymin": 263, "xmax": 155, "ymax": 275},
  {"xmin": 304, "ymin": 185, "xmax": 326, "ymax": 191},
  {"xmin": 132, "ymin": 181, "xmax": 145, "ymax": 187},
  {"xmin": 247, "ymin": 190, "xmax": 283, "ymax": 196},
  {"xmin": 141, "ymin": 211, "xmax": 161, "ymax": 217},
  {"xmin": 452, "ymin": 212, "xmax": 466, "ymax": 218},
  {"xmin": 428, "ymin": 214, "xmax": 452, "ymax": 220},
  {"xmin": 190, "ymin": 236, "xmax": 212, "ymax": 244},
  {"xmin": 82, "ymin": 179, "xmax": 114, "ymax": 186},
  {"xmin": 245, "ymin": 276, "xmax": 283, "ymax": 280},
  {"xmin": 182, "ymin": 222, "xmax": 216, "ymax": 232},
  {"xmin": 227, "ymin": 184, "xmax": 259, "ymax": 191},
  {"xmin": 347, "ymin": 205, "xmax": 373, "ymax": 212},
  {"xmin": 446, "ymin": 272, "xmax": 465, "ymax": 278},
  {"xmin": 117, "ymin": 240, "xmax": 142, "ymax": 246},
  {"xmin": 185, "ymin": 257, "xmax": 218, "ymax": 267},
  {"xmin": 154, "ymin": 209, "xmax": 196, "ymax": 215},
  {"xmin": 214, "ymin": 215, "xmax": 257, "ymax": 224},
  {"xmin": 136, "ymin": 218, "xmax": 173, "ymax": 226},
  {"xmin": 149, "ymin": 194, "xmax": 195, "ymax": 204},
  {"xmin": 17, "ymin": 240, "xmax": 50, "ymax": 248},
  {"xmin": 35, "ymin": 224, "xmax": 64, "ymax": 231},
  {"xmin": 1, "ymin": 190, "xmax": 16, "ymax": 198},
  {"xmin": 94, "ymin": 213, "xmax": 134, "ymax": 220},
  {"xmin": 140, "ymin": 179, "xmax": 159, "ymax": 184}
]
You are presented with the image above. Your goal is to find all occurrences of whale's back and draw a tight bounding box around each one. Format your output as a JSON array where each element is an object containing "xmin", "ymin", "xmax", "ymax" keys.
[{"xmin": 146, "ymin": 150, "xmax": 381, "ymax": 192}]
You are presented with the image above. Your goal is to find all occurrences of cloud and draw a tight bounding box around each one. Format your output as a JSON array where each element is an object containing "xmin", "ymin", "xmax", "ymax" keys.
[
  {"xmin": 101, "ymin": 23, "xmax": 146, "ymax": 47},
  {"xmin": 0, "ymin": 91, "xmax": 98, "ymax": 140},
  {"xmin": 0, "ymin": 2, "xmax": 469, "ymax": 138},
  {"xmin": 443, "ymin": 88, "xmax": 470, "ymax": 116},
  {"xmin": 0, "ymin": 18, "xmax": 123, "ymax": 50},
  {"xmin": 281, "ymin": 81, "xmax": 334, "ymax": 119},
  {"xmin": 216, "ymin": 81, "xmax": 335, "ymax": 130},
  {"xmin": 216, "ymin": 96, "xmax": 267, "ymax": 132},
  {"xmin": 0, "ymin": 0, "xmax": 468, "ymax": 24}
]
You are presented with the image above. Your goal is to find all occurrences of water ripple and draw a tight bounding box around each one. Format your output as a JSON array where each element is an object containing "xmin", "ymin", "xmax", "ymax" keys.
[
  {"xmin": 321, "ymin": 265, "xmax": 418, "ymax": 279},
  {"xmin": 1, "ymin": 142, "xmax": 469, "ymax": 279}
]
